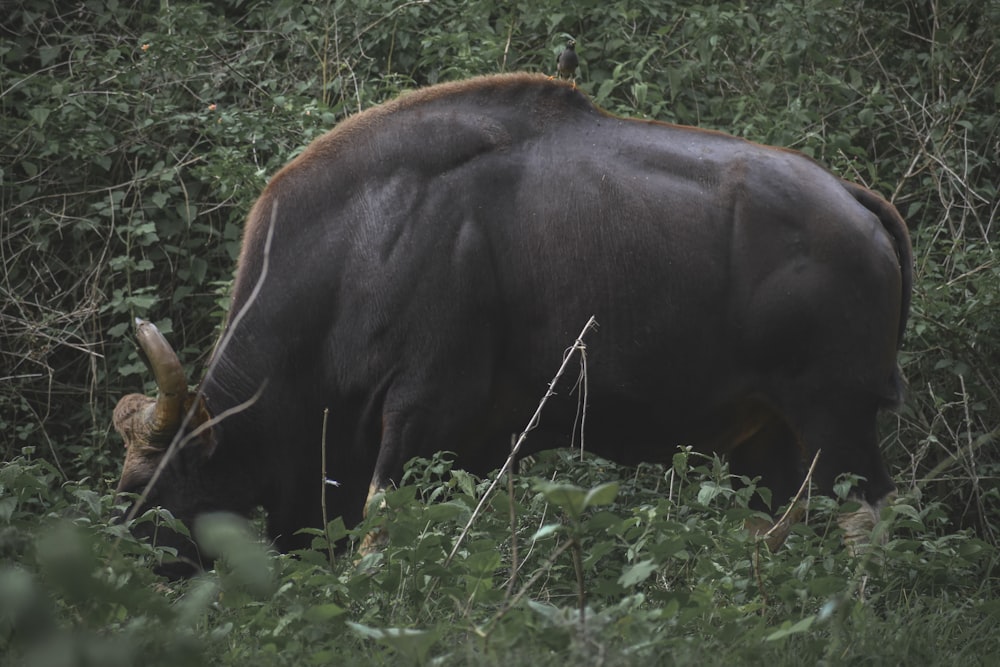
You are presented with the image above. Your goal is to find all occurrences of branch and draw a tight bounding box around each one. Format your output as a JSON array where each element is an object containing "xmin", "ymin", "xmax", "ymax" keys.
[{"xmin": 444, "ymin": 316, "xmax": 598, "ymax": 566}]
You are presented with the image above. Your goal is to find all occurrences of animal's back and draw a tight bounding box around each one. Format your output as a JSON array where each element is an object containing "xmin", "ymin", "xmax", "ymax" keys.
[{"xmin": 228, "ymin": 73, "xmax": 905, "ymax": 453}]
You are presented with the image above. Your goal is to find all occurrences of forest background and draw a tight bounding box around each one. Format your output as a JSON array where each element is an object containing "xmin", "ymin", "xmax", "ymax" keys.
[{"xmin": 1, "ymin": 0, "xmax": 998, "ymax": 665}]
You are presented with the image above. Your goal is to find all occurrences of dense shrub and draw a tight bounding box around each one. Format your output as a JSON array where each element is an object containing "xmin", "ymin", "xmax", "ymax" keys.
[
  {"xmin": 2, "ymin": 0, "xmax": 998, "ymax": 661},
  {"xmin": 3, "ymin": 452, "xmax": 998, "ymax": 665}
]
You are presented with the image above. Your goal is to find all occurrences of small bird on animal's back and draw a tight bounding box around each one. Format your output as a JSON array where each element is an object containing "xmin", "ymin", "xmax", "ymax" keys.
[{"xmin": 556, "ymin": 38, "xmax": 578, "ymax": 84}]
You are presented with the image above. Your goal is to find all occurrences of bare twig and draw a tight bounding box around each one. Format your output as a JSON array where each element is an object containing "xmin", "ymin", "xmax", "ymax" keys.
[
  {"xmin": 321, "ymin": 407, "xmax": 336, "ymax": 567},
  {"xmin": 444, "ymin": 316, "xmax": 599, "ymax": 566},
  {"xmin": 505, "ymin": 435, "xmax": 519, "ymax": 600},
  {"xmin": 760, "ymin": 449, "xmax": 821, "ymax": 548},
  {"xmin": 571, "ymin": 337, "xmax": 590, "ymax": 462},
  {"xmin": 500, "ymin": 2, "xmax": 518, "ymax": 72}
]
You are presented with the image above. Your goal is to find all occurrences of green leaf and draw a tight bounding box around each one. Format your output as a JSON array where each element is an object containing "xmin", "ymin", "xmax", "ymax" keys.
[
  {"xmin": 618, "ymin": 559, "xmax": 657, "ymax": 588},
  {"xmin": 696, "ymin": 482, "xmax": 722, "ymax": 505},
  {"xmin": 534, "ymin": 480, "xmax": 586, "ymax": 519},
  {"xmin": 463, "ymin": 548, "xmax": 502, "ymax": 578},
  {"xmin": 194, "ymin": 513, "xmax": 275, "ymax": 599},
  {"xmin": 424, "ymin": 499, "xmax": 469, "ymax": 523},
  {"xmin": 304, "ymin": 603, "xmax": 347, "ymax": 622},
  {"xmin": 959, "ymin": 540, "xmax": 986, "ymax": 558},
  {"xmin": 175, "ymin": 203, "xmax": 198, "ymax": 223},
  {"xmin": 175, "ymin": 578, "xmax": 220, "ymax": 628},
  {"xmin": 596, "ymin": 78, "xmax": 616, "ymax": 103},
  {"xmin": 385, "ymin": 484, "xmax": 417, "ymax": 509},
  {"xmin": 28, "ymin": 108, "xmax": 51, "ymax": 127},
  {"xmin": 808, "ymin": 577, "xmax": 848, "ymax": 596},
  {"xmin": 766, "ymin": 614, "xmax": 816, "ymax": 641},
  {"xmin": 151, "ymin": 191, "xmax": 169, "ymax": 209},
  {"xmin": 531, "ymin": 523, "xmax": 562, "ymax": 542},
  {"xmin": 672, "ymin": 450, "xmax": 688, "ymax": 473},
  {"xmin": 38, "ymin": 45, "xmax": 61, "ymax": 67},
  {"xmin": 583, "ymin": 481, "xmax": 619, "ymax": 509},
  {"xmin": 889, "ymin": 503, "xmax": 920, "ymax": 520},
  {"xmin": 346, "ymin": 622, "xmax": 439, "ymax": 664},
  {"xmin": 450, "ymin": 468, "xmax": 477, "ymax": 497},
  {"xmin": 0, "ymin": 496, "xmax": 17, "ymax": 522},
  {"xmin": 189, "ymin": 256, "xmax": 208, "ymax": 285}
]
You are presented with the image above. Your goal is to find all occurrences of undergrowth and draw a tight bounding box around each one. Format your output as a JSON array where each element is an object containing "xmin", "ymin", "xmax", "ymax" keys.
[
  {"xmin": 2, "ymin": 1, "xmax": 999, "ymax": 664},
  {"xmin": 3, "ymin": 450, "xmax": 997, "ymax": 666}
]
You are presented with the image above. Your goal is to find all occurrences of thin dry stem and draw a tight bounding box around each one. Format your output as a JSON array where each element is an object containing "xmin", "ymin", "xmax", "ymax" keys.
[
  {"xmin": 760, "ymin": 449, "xmax": 821, "ymax": 548},
  {"xmin": 444, "ymin": 316, "xmax": 598, "ymax": 566},
  {"xmin": 505, "ymin": 434, "xmax": 519, "ymax": 600},
  {"xmin": 500, "ymin": 2, "xmax": 517, "ymax": 72},
  {"xmin": 321, "ymin": 407, "xmax": 336, "ymax": 567}
]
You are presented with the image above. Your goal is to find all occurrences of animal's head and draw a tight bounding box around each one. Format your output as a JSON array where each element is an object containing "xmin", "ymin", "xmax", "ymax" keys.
[{"xmin": 112, "ymin": 319, "xmax": 215, "ymax": 577}]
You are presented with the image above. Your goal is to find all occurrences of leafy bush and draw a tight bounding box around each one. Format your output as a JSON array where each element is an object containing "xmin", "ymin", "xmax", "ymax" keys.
[
  {"xmin": 2, "ymin": 0, "xmax": 998, "ymax": 662},
  {"xmin": 3, "ymin": 453, "xmax": 998, "ymax": 665}
]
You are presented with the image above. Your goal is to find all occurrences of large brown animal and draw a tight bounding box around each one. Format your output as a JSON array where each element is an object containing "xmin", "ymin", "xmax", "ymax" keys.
[{"xmin": 113, "ymin": 73, "xmax": 911, "ymax": 574}]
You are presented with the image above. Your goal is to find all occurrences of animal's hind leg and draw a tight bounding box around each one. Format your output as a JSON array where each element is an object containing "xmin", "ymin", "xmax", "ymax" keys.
[
  {"xmin": 783, "ymin": 395, "xmax": 896, "ymax": 548},
  {"xmin": 728, "ymin": 415, "xmax": 806, "ymax": 511},
  {"xmin": 729, "ymin": 415, "xmax": 808, "ymax": 550},
  {"xmin": 794, "ymin": 404, "xmax": 894, "ymax": 503}
]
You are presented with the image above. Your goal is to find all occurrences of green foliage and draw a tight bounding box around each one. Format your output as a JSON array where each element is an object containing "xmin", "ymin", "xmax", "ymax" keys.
[
  {"xmin": 3, "ymin": 0, "xmax": 998, "ymax": 532},
  {"xmin": 3, "ymin": 453, "xmax": 998, "ymax": 665},
  {"xmin": 2, "ymin": 0, "xmax": 999, "ymax": 662}
]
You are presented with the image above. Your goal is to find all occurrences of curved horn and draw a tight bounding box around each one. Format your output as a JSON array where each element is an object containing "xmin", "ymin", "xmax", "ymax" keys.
[{"xmin": 135, "ymin": 318, "xmax": 188, "ymax": 439}]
